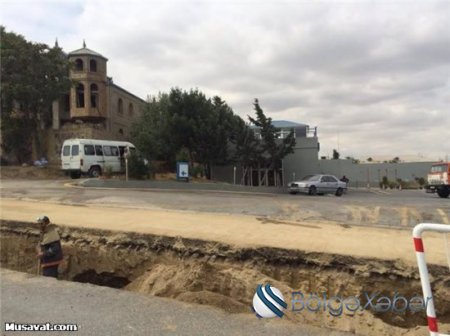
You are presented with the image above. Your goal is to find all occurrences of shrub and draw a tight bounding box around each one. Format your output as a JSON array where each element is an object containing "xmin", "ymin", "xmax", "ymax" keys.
[
  {"xmin": 388, "ymin": 181, "xmax": 398, "ymax": 189},
  {"xmin": 128, "ymin": 153, "xmax": 149, "ymax": 179},
  {"xmin": 191, "ymin": 165, "xmax": 203, "ymax": 178},
  {"xmin": 381, "ymin": 176, "xmax": 389, "ymax": 189},
  {"xmin": 416, "ymin": 177, "xmax": 426, "ymax": 187},
  {"xmin": 176, "ymin": 147, "xmax": 190, "ymax": 162},
  {"xmin": 104, "ymin": 165, "xmax": 113, "ymax": 179},
  {"xmin": 0, "ymin": 156, "xmax": 9, "ymax": 166}
]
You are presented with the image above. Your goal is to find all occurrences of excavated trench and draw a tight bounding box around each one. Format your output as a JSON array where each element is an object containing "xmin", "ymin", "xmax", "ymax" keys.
[{"xmin": 1, "ymin": 220, "xmax": 449, "ymax": 335}]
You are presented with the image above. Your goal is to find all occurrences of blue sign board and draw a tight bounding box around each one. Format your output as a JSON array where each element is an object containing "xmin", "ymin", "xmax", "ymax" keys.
[{"xmin": 176, "ymin": 162, "xmax": 189, "ymax": 182}]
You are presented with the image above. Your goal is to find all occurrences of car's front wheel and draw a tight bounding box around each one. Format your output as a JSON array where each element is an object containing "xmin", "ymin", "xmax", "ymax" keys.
[
  {"xmin": 335, "ymin": 188, "xmax": 344, "ymax": 197},
  {"xmin": 308, "ymin": 186, "xmax": 317, "ymax": 196},
  {"xmin": 437, "ymin": 187, "xmax": 450, "ymax": 198}
]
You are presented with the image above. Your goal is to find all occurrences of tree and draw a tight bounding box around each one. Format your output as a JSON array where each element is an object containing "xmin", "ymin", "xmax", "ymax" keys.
[
  {"xmin": 390, "ymin": 157, "xmax": 401, "ymax": 163},
  {"xmin": 131, "ymin": 88, "xmax": 242, "ymax": 178},
  {"xmin": 167, "ymin": 88, "xmax": 239, "ymax": 177},
  {"xmin": 247, "ymin": 99, "xmax": 296, "ymax": 186},
  {"xmin": 367, "ymin": 157, "xmax": 373, "ymax": 162},
  {"xmin": 1, "ymin": 27, "xmax": 71, "ymax": 162},
  {"xmin": 345, "ymin": 156, "xmax": 360, "ymax": 164},
  {"xmin": 130, "ymin": 93, "xmax": 175, "ymax": 162},
  {"xmin": 332, "ymin": 149, "xmax": 340, "ymax": 160},
  {"xmin": 232, "ymin": 118, "xmax": 261, "ymax": 185}
]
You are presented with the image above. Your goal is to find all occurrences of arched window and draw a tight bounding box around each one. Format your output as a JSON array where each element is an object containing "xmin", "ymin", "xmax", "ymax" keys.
[
  {"xmin": 118, "ymin": 98, "xmax": 123, "ymax": 115},
  {"xmin": 76, "ymin": 84, "xmax": 85, "ymax": 108},
  {"xmin": 90, "ymin": 59, "xmax": 97, "ymax": 72},
  {"xmin": 90, "ymin": 84, "xmax": 98, "ymax": 108},
  {"xmin": 128, "ymin": 103, "xmax": 134, "ymax": 117},
  {"xmin": 75, "ymin": 59, "xmax": 83, "ymax": 71}
]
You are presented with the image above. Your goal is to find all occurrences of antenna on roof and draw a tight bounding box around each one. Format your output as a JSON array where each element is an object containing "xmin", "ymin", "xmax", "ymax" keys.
[{"xmin": 83, "ymin": 39, "xmax": 86, "ymax": 48}]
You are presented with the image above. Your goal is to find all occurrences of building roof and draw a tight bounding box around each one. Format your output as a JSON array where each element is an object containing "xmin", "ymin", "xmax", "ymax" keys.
[
  {"xmin": 108, "ymin": 80, "xmax": 146, "ymax": 104},
  {"xmin": 68, "ymin": 41, "xmax": 108, "ymax": 61},
  {"xmin": 271, "ymin": 120, "xmax": 307, "ymax": 128}
]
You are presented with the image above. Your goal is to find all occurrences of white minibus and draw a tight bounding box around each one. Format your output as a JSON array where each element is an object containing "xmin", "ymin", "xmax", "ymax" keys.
[{"xmin": 61, "ymin": 138, "xmax": 136, "ymax": 178}]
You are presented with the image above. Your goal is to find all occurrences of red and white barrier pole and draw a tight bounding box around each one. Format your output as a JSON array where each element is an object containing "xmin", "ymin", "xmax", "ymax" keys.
[{"xmin": 413, "ymin": 223, "xmax": 450, "ymax": 336}]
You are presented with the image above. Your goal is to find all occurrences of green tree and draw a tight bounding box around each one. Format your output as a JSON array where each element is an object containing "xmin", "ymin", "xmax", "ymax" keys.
[
  {"xmin": 131, "ymin": 88, "xmax": 242, "ymax": 178},
  {"xmin": 1, "ymin": 27, "xmax": 71, "ymax": 162},
  {"xmin": 345, "ymin": 156, "xmax": 360, "ymax": 164},
  {"xmin": 195, "ymin": 96, "xmax": 239, "ymax": 178},
  {"xmin": 248, "ymin": 99, "xmax": 296, "ymax": 186},
  {"xmin": 231, "ymin": 117, "xmax": 261, "ymax": 184},
  {"xmin": 130, "ymin": 93, "xmax": 175, "ymax": 162},
  {"xmin": 332, "ymin": 149, "xmax": 340, "ymax": 160}
]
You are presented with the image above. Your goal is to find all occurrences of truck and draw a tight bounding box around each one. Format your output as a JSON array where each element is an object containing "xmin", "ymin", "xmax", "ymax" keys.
[
  {"xmin": 426, "ymin": 162, "xmax": 450, "ymax": 198},
  {"xmin": 61, "ymin": 138, "xmax": 137, "ymax": 178}
]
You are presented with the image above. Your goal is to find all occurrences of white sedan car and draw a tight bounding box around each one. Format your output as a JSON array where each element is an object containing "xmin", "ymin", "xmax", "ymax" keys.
[{"xmin": 288, "ymin": 174, "xmax": 347, "ymax": 196}]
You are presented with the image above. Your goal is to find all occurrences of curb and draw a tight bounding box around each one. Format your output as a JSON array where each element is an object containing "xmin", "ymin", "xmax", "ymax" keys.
[{"xmin": 65, "ymin": 179, "xmax": 284, "ymax": 197}]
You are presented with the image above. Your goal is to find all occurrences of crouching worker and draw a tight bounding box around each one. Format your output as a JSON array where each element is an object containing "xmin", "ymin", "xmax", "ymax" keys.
[{"xmin": 36, "ymin": 216, "xmax": 63, "ymax": 278}]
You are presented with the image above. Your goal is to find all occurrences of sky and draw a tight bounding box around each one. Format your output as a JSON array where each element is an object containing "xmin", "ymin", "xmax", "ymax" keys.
[{"xmin": 1, "ymin": 0, "xmax": 449, "ymax": 161}]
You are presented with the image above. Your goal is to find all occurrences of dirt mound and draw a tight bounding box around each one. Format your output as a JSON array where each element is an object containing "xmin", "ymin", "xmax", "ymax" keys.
[{"xmin": 1, "ymin": 220, "xmax": 449, "ymax": 335}]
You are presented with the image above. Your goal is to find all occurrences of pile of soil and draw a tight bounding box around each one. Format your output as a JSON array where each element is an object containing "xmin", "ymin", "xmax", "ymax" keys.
[{"xmin": 1, "ymin": 220, "xmax": 449, "ymax": 336}]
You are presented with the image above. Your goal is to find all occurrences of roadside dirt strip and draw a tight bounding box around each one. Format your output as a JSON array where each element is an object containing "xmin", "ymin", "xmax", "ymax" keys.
[
  {"xmin": 2, "ymin": 198, "xmax": 450, "ymax": 335},
  {"xmin": 1, "ymin": 198, "xmax": 448, "ymax": 266}
]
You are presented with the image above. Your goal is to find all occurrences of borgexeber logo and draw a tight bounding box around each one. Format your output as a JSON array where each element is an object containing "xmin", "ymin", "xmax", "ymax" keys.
[{"xmin": 252, "ymin": 284, "xmax": 287, "ymax": 318}]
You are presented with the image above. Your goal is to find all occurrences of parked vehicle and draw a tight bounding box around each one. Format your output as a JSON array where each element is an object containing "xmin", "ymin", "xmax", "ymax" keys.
[
  {"xmin": 61, "ymin": 138, "xmax": 137, "ymax": 178},
  {"xmin": 288, "ymin": 174, "xmax": 347, "ymax": 196},
  {"xmin": 426, "ymin": 162, "xmax": 450, "ymax": 198}
]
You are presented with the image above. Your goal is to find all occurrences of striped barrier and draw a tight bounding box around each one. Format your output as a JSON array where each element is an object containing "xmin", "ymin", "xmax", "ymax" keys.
[{"xmin": 413, "ymin": 223, "xmax": 450, "ymax": 336}]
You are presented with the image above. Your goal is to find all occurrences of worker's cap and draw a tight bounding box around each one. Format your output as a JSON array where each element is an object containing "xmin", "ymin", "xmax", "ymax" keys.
[{"xmin": 37, "ymin": 216, "xmax": 50, "ymax": 224}]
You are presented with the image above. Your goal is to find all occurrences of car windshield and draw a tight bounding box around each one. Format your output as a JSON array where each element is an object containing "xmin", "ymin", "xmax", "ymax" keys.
[{"xmin": 301, "ymin": 175, "xmax": 321, "ymax": 181}]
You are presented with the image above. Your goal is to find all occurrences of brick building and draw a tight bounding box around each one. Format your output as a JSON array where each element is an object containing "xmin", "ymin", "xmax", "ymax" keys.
[{"xmin": 44, "ymin": 42, "xmax": 145, "ymax": 163}]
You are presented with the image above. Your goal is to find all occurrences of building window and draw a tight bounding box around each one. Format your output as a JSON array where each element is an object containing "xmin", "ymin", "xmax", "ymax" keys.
[
  {"xmin": 118, "ymin": 98, "xmax": 123, "ymax": 115},
  {"xmin": 119, "ymin": 128, "xmax": 124, "ymax": 135},
  {"xmin": 74, "ymin": 59, "xmax": 83, "ymax": 71},
  {"xmin": 90, "ymin": 84, "xmax": 98, "ymax": 108},
  {"xmin": 76, "ymin": 84, "xmax": 85, "ymax": 108},
  {"xmin": 128, "ymin": 103, "xmax": 134, "ymax": 117},
  {"xmin": 90, "ymin": 59, "xmax": 97, "ymax": 72}
]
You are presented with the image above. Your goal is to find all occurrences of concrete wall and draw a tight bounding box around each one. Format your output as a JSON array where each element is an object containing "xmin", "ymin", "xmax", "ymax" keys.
[
  {"xmin": 211, "ymin": 165, "xmax": 244, "ymax": 185},
  {"xmin": 211, "ymin": 137, "xmax": 320, "ymax": 186},
  {"xmin": 283, "ymin": 137, "xmax": 320, "ymax": 185},
  {"xmin": 317, "ymin": 160, "xmax": 434, "ymax": 187}
]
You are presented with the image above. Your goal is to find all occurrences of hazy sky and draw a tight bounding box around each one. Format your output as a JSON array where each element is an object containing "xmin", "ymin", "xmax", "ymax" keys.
[{"xmin": 2, "ymin": 0, "xmax": 449, "ymax": 161}]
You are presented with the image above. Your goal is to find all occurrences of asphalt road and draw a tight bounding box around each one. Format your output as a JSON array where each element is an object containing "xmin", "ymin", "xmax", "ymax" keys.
[
  {"xmin": 1, "ymin": 269, "xmax": 350, "ymax": 336},
  {"xmin": 0, "ymin": 179, "xmax": 449, "ymax": 228}
]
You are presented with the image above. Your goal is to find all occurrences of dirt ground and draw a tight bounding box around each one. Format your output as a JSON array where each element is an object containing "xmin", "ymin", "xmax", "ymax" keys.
[
  {"xmin": 1, "ymin": 198, "xmax": 448, "ymax": 266},
  {"xmin": 0, "ymin": 165, "xmax": 212, "ymax": 183},
  {"xmin": 0, "ymin": 165, "xmax": 67, "ymax": 179},
  {"xmin": 1, "ymin": 170, "xmax": 449, "ymax": 335},
  {"xmin": 2, "ymin": 220, "xmax": 449, "ymax": 336}
]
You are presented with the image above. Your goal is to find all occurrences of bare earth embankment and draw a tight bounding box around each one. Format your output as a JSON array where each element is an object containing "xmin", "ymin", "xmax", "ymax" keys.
[{"xmin": 1, "ymin": 198, "xmax": 450, "ymax": 335}]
